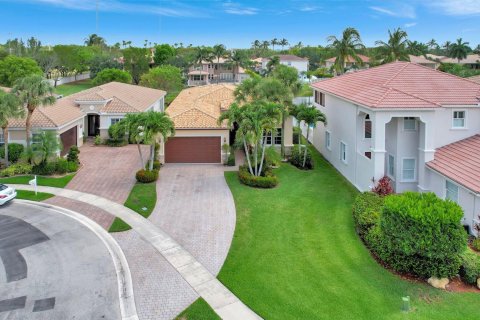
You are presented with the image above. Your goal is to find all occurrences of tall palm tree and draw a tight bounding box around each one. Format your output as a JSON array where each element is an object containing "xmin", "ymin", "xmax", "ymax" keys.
[
  {"xmin": 251, "ymin": 40, "xmax": 261, "ymax": 55},
  {"xmin": 271, "ymin": 38, "xmax": 279, "ymax": 51},
  {"xmin": 212, "ymin": 44, "xmax": 227, "ymax": 84},
  {"xmin": 194, "ymin": 46, "xmax": 212, "ymax": 72},
  {"xmin": 375, "ymin": 28, "xmax": 410, "ymax": 63},
  {"xmin": 407, "ymin": 41, "xmax": 428, "ymax": 56},
  {"xmin": 289, "ymin": 103, "xmax": 308, "ymax": 153},
  {"xmin": 261, "ymin": 40, "xmax": 270, "ymax": 52},
  {"xmin": 84, "ymin": 34, "xmax": 106, "ymax": 47},
  {"xmin": 12, "ymin": 75, "xmax": 55, "ymax": 148},
  {"xmin": 327, "ymin": 27, "xmax": 365, "ymax": 74},
  {"xmin": 143, "ymin": 111, "xmax": 175, "ymax": 171},
  {"xmin": 298, "ymin": 106, "xmax": 326, "ymax": 167},
  {"xmin": 279, "ymin": 38, "xmax": 289, "ymax": 51},
  {"xmin": 449, "ymin": 38, "xmax": 470, "ymax": 63},
  {"xmin": 426, "ymin": 39, "xmax": 438, "ymax": 51},
  {"xmin": 227, "ymin": 50, "xmax": 247, "ymax": 82},
  {"xmin": 0, "ymin": 90, "xmax": 24, "ymax": 166}
]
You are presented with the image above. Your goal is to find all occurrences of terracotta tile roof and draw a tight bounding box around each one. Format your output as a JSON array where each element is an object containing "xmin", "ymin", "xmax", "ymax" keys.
[
  {"xmin": 441, "ymin": 54, "xmax": 480, "ymax": 64},
  {"xmin": 166, "ymin": 84, "xmax": 235, "ymax": 129},
  {"xmin": 408, "ymin": 55, "xmax": 438, "ymax": 65},
  {"xmin": 9, "ymin": 101, "xmax": 84, "ymax": 129},
  {"xmin": 311, "ymin": 62, "xmax": 480, "ymax": 108},
  {"xmin": 468, "ymin": 75, "xmax": 480, "ymax": 84},
  {"xmin": 427, "ymin": 135, "xmax": 480, "ymax": 193},
  {"xmin": 326, "ymin": 54, "xmax": 370, "ymax": 63}
]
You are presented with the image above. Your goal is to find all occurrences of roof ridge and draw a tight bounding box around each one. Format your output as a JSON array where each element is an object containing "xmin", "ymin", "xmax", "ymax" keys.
[
  {"xmin": 35, "ymin": 107, "xmax": 58, "ymax": 127},
  {"xmin": 383, "ymin": 62, "xmax": 410, "ymax": 86},
  {"xmin": 171, "ymin": 106, "xmax": 218, "ymax": 121},
  {"xmin": 372, "ymin": 86, "xmax": 393, "ymax": 107},
  {"xmin": 387, "ymin": 86, "xmax": 441, "ymax": 107}
]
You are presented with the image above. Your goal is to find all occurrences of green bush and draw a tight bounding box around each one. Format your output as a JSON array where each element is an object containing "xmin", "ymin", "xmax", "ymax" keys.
[
  {"xmin": 94, "ymin": 135, "xmax": 102, "ymax": 145},
  {"xmin": 0, "ymin": 162, "xmax": 32, "ymax": 177},
  {"xmin": 352, "ymin": 192, "xmax": 384, "ymax": 239},
  {"xmin": 66, "ymin": 145, "xmax": 80, "ymax": 163},
  {"xmin": 66, "ymin": 161, "xmax": 79, "ymax": 173},
  {"xmin": 377, "ymin": 192, "xmax": 467, "ymax": 278},
  {"xmin": 55, "ymin": 158, "xmax": 69, "ymax": 174},
  {"xmin": 227, "ymin": 151, "xmax": 235, "ymax": 166},
  {"xmin": 106, "ymin": 139, "xmax": 127, "ymax": 147},
  {"xmin": 146, "ymin": 160, "xmax": 161, "ymax": 171},
  {"xmin": 472, "ymin": 238, "xmax": 480, "ymax": 252},
  {"xmin": 238, "ymin": 165, "xmax": 278, "ymax": 188},
  {"xmin": 459, "ymin": 249, "xmax": 480, "ymax": 284},
  {"xmin": 265, "ymin": 146, "xmax": 281, "ymax": 167},
  {"xmin": 32, "ymin": 162, "xmax": 57, "ymax": 175},
  {"xmin": 289, "ymin": 145, "xmax": 313, "ymax": 169},
  {"xmin": 135, "ymin": 169, "xmax": 158, "ymax": 183},
  {"xmin": 0, "ymin": 143, "xmax": 24, "ymax": 163}
]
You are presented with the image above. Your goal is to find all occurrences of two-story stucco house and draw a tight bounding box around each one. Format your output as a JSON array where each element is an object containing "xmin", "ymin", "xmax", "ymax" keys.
[
  {"xmin": 187, "ymin": 58, "xmax": 249, "ymax": 86},
  {"xmin": 307, "ymin": 62, "xmax": 480, "ymax": 233},
  {"xmin": 261, "ymin": 55, "xmax": 309, "ymax": 74}
]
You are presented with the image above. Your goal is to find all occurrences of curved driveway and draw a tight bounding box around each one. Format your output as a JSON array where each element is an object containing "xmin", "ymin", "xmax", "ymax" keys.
[{"xmin": 0, "ymin": 202, "xmax": 120, "ymax": 320}]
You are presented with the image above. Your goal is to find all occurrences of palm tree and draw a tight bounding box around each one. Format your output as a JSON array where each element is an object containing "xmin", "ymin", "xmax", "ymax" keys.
[
  {"xmin": 279, "ymin": 38, "xmax": 289, "ymax": 51},
  {"xmin": 0, "ymin": 90, "xmax": 24, "ymax": 166},
  {"xmin": 442, "ymin": 41, "xmax": 452, "ymax": 55},
  {"xmin": 327, "ymin": 27, "xmax": 365, "ymax": 74},
  {"xmin": 84, "ymin": 34, "xmax": 106, "ymax": 47},
  {"xmin": 271, "ymin": 38, "xmax": 278, "ymax": 51},
  {"xmin": 426, "ymin": 39, "xmax": 438, "ymax": 51},
  {"xmin": 194, "ymin": 46, "xmax": 212, "ymax": 72},
  {"xmin": 298, "ymin": 106, "xmax": 326, "ymax": 167},
  {"xmin": 449, "ymin": 38, "xmax": 470, "ymax": 63},
  {"xmin": 407, "ymin": 41, "xmax": 428, "ymax": 56},
  {"xmin": 122, "ymin": 113, "xmax": 147, "ymax": 169},
  {"xmin": 212, "ymin": 44, "xmax": 227, "ymax": 84},
  {"xmin": 30, "ymin": 130, "xmax": 62, "ymax": 165},
  {"xmin": 227, "ymin": 50, "xmax": 247, "ymax": 82},
  {"xmin": 266, "ymin": 56, "xmax": 280, "ymax": 74},
  {"xmin": 261, "ymin": 40, "xmax": 270, "ymax": 52},
  {"xmin": 289, "ymin": 103, "xmax": 308, "ymax": 153},
  {"xmin": 142, "ymin": 111, "xmax": 175, "ymax": 171},
  {"xmin": 12, "ymin": 75, "xmax": 55, "ymax": 148},
  {"xmin": 375, "ymin": 28, "xmax": 410, "ymax": 63},
  {"xmin": 251, "ymin": 40, "xmax": 261, "ymax": 55}
]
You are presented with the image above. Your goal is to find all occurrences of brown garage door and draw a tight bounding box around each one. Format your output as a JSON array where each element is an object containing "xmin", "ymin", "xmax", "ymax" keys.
[
  {"xmin": 165, "ymin": 137, "xmax": 221, "ymax": 163},
  {"xmin": 60, "ymin": 126, "xmax": 77, "ymax": 156}
]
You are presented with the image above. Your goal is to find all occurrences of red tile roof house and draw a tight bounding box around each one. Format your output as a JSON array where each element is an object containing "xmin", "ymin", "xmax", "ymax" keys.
[
  {"xmin": 308, "ymin": 61, "xmax": 480, "ymax": 234},
  {"xmin": 324, "ymin": 54, "xmax": 370, "ymax": 71},
  {"xmin": 0, "ymin": 82, "xmax": 166, "ymax": 155}
]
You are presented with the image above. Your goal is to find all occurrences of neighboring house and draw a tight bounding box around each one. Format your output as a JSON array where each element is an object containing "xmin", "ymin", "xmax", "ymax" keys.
[
  {"xmin": 308, "ymin": 62, "xmax": 480, "ymax": 233},
  {"xmin": 441, "ymin": 54, "xmax": 480, "ymax": 69},
  {"xmin": 408, "ymin": 55, "xmax": 440, "ymax": 69},
  {"xmin": 3, "ymin": 82, "xmax": 166, "ymax": 155},
  {"xmin": 187, "ymin": 57, "xmax": 249, "ymax": 86},
  {"xmin": 324, "ymin": 54, "xmax": 370, "ymax": 70},
  {"xmin": 160, "ymin": 84, "xmax": 293, "ymax": 164},
  {"xmin": 261, "ymin": 55, "xmax": 309, "ymax": 74}
]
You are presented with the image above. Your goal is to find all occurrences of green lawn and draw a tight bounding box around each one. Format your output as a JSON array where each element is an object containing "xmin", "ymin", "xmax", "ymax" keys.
[
  {"xmin": 16, "ymin": 190, "xmax": 54, "ymax": 201},
  {"xmin": 109, "ymin": 182, "xmax": 157, "ymax": 232},
  {"xmin": 175, "ymin": 299, "xmax": 220, "ymax": 320},
  {"xmin": 0, "ymin": 174, "xmax": 75, "ymax": 188},
  {"xmin": 179, "ymin": 146, "xmax": 480, "ymax": 319},
  {"xmin": 54, "ymin": 79, "xmax": 94, "ymax": 96}
]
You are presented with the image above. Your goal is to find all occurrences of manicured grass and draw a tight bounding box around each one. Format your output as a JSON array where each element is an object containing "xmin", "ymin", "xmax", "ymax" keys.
[
  {"xmin": 181, "ymin": 146, "xmax": 480, "ymax": 319},
  {"xmin": 54, "ymin": 79, "xmax": 94, "ymax": 96},
  {"xmin": 108, "ymin": 182, "xmax": 157, "ymax": 232},
  {"xmin": 295, "ymin": 83, "xmax": 313, "ymax": 97},
  {"xmin": 0, "ymin": 174, "xmax": 75, "ymax": 188},
  {"xmin": 16, "ymin": 190, "xmax": 54, "ymax": 201},
  {"xmin": 175, "ymin": 298, "xmax": 220, "ymax": 320}
]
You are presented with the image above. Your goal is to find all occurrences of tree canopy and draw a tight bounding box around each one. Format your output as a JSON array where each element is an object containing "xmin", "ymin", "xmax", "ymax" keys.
[
  {"xmin": 139, "ymin": 65, "xmax": 183, "ymax": 93},
  {"xmin": 0, "ymin": 55, "xmax": 42, "ymax": 86},
  {"xmin": 92, "ymin": 68, "xmax": 132, "ymax": 86}
]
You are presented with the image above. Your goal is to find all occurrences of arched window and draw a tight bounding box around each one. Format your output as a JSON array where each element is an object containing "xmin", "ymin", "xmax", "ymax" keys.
[{"xmin": 364, "ymin": 114, "xmax": 372, "ymax": 139}]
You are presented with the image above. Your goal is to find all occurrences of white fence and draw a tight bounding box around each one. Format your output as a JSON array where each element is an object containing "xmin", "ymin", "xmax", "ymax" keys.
[{"xmin": 47, "ymin": 72, "xmax": 90, "ymax": 87}]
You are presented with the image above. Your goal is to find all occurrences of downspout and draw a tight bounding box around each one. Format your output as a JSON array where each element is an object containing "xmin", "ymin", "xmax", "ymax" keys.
[{"xmin": 354, "ymin": 105, "xmax": 358, "ymax": 190}]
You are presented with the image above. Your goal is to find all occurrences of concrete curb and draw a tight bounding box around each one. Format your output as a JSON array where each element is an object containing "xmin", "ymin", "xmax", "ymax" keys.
[{"xmin": 17, "ymin": 200, "xmax": 138, "ymax": 320}]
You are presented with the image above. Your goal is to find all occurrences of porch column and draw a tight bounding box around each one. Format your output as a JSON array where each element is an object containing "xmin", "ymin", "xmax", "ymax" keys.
[
  {"xmin": 417, "ymin": 114, "xmax": 435, "ymax": 191},
  {"xmin": 371, "ymin": 114, "xmax": 389, "ymax": 188}
]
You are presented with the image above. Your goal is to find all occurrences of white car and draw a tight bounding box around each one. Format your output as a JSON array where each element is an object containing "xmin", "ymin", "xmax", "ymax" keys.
[{"xmin": 0, "ymin": 184, "xmax": 16, "ymax": 205}]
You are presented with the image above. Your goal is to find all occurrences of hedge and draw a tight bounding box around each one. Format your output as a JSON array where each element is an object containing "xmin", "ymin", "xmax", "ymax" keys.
[
  {"xmin": 0, "ymin": 162, "xmax": 32, "ymax": 177},
  {"xmin": 238, "ymin": 165, "xmax": 278, "ymax": 188},
  {"xmin": 459, "ymin": 249, "xmax": 480, "ymax": 284},
  {"xmin": 136, "ymin": 169, "xmax": 158, "ymax": 183},
  {"xmin": 289, "ymin": 145, "xmax": 313, "ymax": 170},
  {"xmin": 377, "ymin": 192, "xmax": 467, "ymax": 278},
  {"xmin": 0, "ymin": 143, "xmax": 24, "ymax": 163},
  {"xmin": 352, "ymin": 192, "xmax": 384, "ymax": 239}
]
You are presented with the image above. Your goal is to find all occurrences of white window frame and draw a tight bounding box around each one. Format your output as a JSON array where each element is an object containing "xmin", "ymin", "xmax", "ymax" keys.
[
  {"xmin": 387, "ymin": 154, "xmax": 395, "ymax": 179},
  {"xmin": 403, "ymin": 117, "xmax": 417, "ymax": 131},
  {"xmin": 262, "ymin": 130, "xmax": 273, "ymax": 145},
  {"xmin": 340, "ymin": 141, "xmax": 347, "ymax": 164},
  {"xmin": 325, "ymin": 131, "xmax": 331, "ymax": 151},
  {"xmin": 0, "ymin": 132, "xmax": 4, "ymax": 144},
  {"xmin": 364, "ymin": 114, "xmax": 372, "ymax": 139},
  {"xmin": 401, "ymin": 158, "xmax": 416, "ymax": 182},
  {"xmin": 452, "ymin": 110, "xmax": 466, "ymax": 129},
  {"xmin": 110, "ymin": 118, "xmax": 122, "ymax": 126},
  {"xmin": 445, "ymin": 180, "xmax": 459, "ymax": 203},
  {"xmin": 273, "ymin": 128, "xmax": 282, "ymax": 145},
  {"xmin": 315, "ymin": 91, "xmax": 325, "ymax": 107}
]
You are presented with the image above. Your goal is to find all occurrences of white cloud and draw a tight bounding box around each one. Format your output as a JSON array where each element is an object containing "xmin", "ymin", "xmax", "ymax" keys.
[
  {"xmin": 370, "ymin": 4, "xmax": 416, "ymax": 19},
  {"xmin": 299, "ymin": 5, "xmax": 320, "ymax": 12},
  {"xmin": 222, "ymin": 1, "xmax": 258, "ymax": 15},
  {"xmin": 13, "ymin": 0, "xmax": 206, "ymax": 17},
  {"xmin": 428, "ymin": 0, "xmax": 480, "ymax": 15},
  {"xmin": 404, "ymin": 22, "xmax": 417, "ymax": 28}
]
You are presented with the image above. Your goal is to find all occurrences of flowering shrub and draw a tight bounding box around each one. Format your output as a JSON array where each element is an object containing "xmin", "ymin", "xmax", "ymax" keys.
[{"xmin": 372, "ymin": 176, "xmax": 394, "ymax": 196}]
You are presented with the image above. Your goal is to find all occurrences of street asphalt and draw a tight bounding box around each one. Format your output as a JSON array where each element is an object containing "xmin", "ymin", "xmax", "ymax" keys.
[{"xmin": 0, "ymin": 201, "xmax": 120, "ymax": 320}]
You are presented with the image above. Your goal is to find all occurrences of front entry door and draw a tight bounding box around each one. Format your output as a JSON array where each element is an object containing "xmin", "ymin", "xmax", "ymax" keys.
[{"xmin": 87, "ymin": 114, "xmax": 100, "ymax": 136}]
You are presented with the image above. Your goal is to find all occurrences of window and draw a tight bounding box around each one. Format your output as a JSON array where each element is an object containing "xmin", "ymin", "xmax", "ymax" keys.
[
  {"xmin": 340, "ymin": 142, "xmax": 347, "ymax": 163},
  {"xmin": 403, "ymin": 117, "xmax": 416, "ymax": 131},
  {"xmin": 263, "ymin": 130, "xmax": 272, "ymax": 145},
  {"xmin": 364, "ymin": 114, "xmax": 372, "ymax": 139},
  {"xmin": 110, "ymin": 118, "xmax": 122, "ymax": 126},
  {"xmin": 274, "ymin": 128, "xmax": 282, "ymax": 145},
  {"xmin": 453, "ymin": 111, "xmax": 466, "ymax": 128},
  {"xmin": 314, "ymin": 91, "xmax": 325, "ymax": 106},
  {"xmin": 445, "ymin": 180, "xmax": 459, "ymax": 203},
  {"xmin": 388, "ymin": 154, "xmax": 395, "ymax": 178},
  {"xmin": 364, "ymin": 152, "xmax": 371, "ymax": 159},
  {"xmin": 0, "ymin": 132, "xmax": 4, "ymax": 144},
  {"xmin": 325, "ymin": 131, "xmax": 331, "ymax": 150},
  {"xmin": 402, "ymin": 158, "xmax": 416, "ymax": 181}
]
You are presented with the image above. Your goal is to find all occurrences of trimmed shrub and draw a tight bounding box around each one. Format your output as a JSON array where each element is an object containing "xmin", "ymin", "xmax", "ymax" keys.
[
  {"xmin": 352, "ymin": 192, "xmax": 384, "ymax": 239},
  {"xmin": 289, "ymin": 145, "xmax": 313, "ymax": 170},
  {"xmin": 67, "ymin": 145, "xmax": 80, "ymax": 163},
  {"xmin": 55, "ymin": 158, "xmax": 69, "ymax": 174},
  {"xmin": 471, "ymin": 238, "xmax": 480, "ymax": 252},
  {"xmin": 146, "ymin": 160, "xmax": 161, "ymax": 171},
  {"xmin": 94, "ymin": 135, "xmax": 102, "ymax": 145},
  {"xmin": 135, "ymin": 169, "xmax": 158, "ymax": 183},
  {"xmin": 0, "ymin": 162, "xmax": 32, "ymax": 177},
  {"xmin": 227, "ymin": 152, "xmax": 235, "ymax": 166},
  {"xmin": 66, "ymin": 161, "xmax": 79, "ymax": 173},
  {"xmin": 459, "ymin": 249, "xmax": 480, "ymax": 284},
  {"xmin": 377, "ymin": 192, "xmax": 467, "ymax": 278},
  {"xmin": 0, "ymin": 143, "xmax": 24, "ymax": 163},
  {"xmin": 32, "ymin": 162, "xmax": 57, "ymax": 175},
  {"xmin": 238, "ymin": 165, "xmax": 278, "ymax": 188},
  {"xmin": 372, "ymin": 176, "xmax": 394, "ymax": 196}
]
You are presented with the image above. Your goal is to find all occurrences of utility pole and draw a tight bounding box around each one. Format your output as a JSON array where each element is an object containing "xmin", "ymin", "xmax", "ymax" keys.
[{"xmin": 96, "ymin": 0, "xmax": 99, "ymax": 35}]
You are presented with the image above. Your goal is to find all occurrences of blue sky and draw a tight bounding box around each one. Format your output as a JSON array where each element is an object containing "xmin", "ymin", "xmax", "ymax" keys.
[{"xmin": 0, "ymin": 0, "xmax": 479, "ymax": 48}]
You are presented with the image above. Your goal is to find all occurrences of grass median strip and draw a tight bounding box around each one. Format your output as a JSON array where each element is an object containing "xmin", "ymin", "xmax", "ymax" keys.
[
  {"xmin": 15, "ymin": 190, "xmax": 54, "ymax": 202},
  {"xmin": 108, "ymin": 182, "xmax": 157, "ymax": 232},
  {"xmin": 175, "ymin": 298, "xmax": 220, "ymax": 320},
  {"xmin": 0, "ymin": 174, "xmax": 75, "ymax": 188}
]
